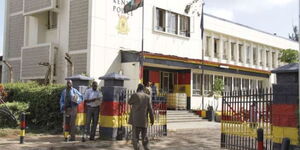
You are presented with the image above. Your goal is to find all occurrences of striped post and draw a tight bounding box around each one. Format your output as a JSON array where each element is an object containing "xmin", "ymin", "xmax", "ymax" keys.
[
  {"xmin": 257, "ymin": 128, "xmax": 264, "ymax": 150},
  {"xmin": 63, "ymin": 113, "xmax": 70, "ymax": 142},
  {"xmin": 19, "ymin": 112, "xmax": 26, "ymax": 144}
]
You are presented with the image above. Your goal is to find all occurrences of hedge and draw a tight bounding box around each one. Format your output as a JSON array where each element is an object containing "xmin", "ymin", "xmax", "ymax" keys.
[
  {"xmin": 0, "ymin": 102, "xmax": 29, "ymax": 128},
  {"xmin": 3, "ymin": 82, "xmax": 65, "ymax": 132}
]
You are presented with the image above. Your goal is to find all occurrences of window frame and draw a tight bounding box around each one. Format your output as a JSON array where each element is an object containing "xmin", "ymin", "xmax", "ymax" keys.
[{"xmin": 154, "ymin": 7, "xmax": 190, "ymax": 38}]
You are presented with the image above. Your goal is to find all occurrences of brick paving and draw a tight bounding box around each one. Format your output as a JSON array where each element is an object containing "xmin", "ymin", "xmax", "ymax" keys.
[{"xmin": 0, "ymin": 121, "xmax": 223, "ymax": 150}]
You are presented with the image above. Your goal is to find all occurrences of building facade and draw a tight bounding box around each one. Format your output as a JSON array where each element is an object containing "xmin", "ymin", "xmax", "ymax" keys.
[{"xmin": 3, "ymin": 0, "xmax": 298, "ymax": 110}]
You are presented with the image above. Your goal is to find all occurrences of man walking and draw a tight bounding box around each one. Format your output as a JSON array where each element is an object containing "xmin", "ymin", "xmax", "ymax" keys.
[
  {"xmin": 84, "ymin": 81, "xmax": 102, "ymax": 140},
  {"xmin": 60, "ymin": 80, "xmax": 83, "ymax": 141},
  {"xmin": 129, "ymin": 84, "xmax": 154, "ymax": 150}
]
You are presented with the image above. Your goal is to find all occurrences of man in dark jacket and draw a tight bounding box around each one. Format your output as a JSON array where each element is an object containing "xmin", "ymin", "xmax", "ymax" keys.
[{"xmin": 128, "ymin": 84, "xmax": 154, "ymax": 150}]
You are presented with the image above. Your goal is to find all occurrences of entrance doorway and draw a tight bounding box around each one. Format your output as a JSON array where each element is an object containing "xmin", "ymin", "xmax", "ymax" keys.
[{"xmin": 160, "ymin": 72, "xmax": 174, "ymax": 93}]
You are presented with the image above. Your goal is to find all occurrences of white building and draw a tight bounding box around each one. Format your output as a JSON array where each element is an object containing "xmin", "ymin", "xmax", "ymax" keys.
[{"xmin": 3, "ymin": 0, "xmax": 298, "ymax": 110}]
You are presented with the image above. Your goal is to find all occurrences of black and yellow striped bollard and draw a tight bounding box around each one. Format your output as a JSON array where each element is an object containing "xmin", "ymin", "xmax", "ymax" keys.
[{"xmin": 20, "ymin": 112, "xmax": 26, "ymax": 144}]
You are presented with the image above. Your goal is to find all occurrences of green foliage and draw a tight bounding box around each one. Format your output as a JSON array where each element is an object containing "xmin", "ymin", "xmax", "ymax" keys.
[
  {"xmin": 0, "ymin": 102, "xmax": 29, "ymax": 128},
  {"xmin": 213, "ymin": 78, "xmax": 224, "ymax": 97},
  {"xmin": 279, "ymin": 49, "xmax": 299, "ymax": 64},
  {"xmin": 3, "ymin": 82, "xmax": 65, "ymax": 132}
]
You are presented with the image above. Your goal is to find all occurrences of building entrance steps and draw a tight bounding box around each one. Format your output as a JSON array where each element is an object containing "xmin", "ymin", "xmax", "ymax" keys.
[
  {"xmin": 167, "ymin": 110, "xmax": 220, "ymax": 130},
  {"xmin": 167, "ymin": 110, "xmax": 203, "ymax": 123}
]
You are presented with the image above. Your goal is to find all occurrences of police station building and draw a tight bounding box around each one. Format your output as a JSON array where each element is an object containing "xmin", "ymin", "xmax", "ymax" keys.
[{"xmin": 3, "ymin": 0, "xmax": 298, "ymax": 110}]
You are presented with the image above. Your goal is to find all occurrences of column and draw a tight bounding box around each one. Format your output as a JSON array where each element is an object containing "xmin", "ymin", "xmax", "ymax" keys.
[
  {"xmin": 227, "ymin": 38, "xmax": 232, "ymax": 62},
  {"xmin": 257, "ymin": 45, "xmax": 262, "ymax": 67},
  {"xmin": 249, "ymin": 43, "xmax": 254, "ymax": 66},
  {"xmin": 262, "ymin": 47, "xmax": 267, "ymax": 68},
  {"xmin": 234, "ymin": 40, "xmax": 239, "ymax": 63},
  {"xmin": 209, "ymin": 34, "xmax": 214, "ymax": 58},
  {"xmin": 242, "ymin": 41, "xmax": 247, "ymax": 65},
  {"xmin": 269, "ymin": 50, "xmax": 273, "ymax": 69},
  {"xmin": 274, "ymin": 50, "xmax": 279, "ymax": 68},
  {"xmin": 219, "ymin": 35, "xmax": 224, "ymax": 61}
]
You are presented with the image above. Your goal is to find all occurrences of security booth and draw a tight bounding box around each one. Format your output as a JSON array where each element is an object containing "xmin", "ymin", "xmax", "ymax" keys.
[
  {"xmin": 63, "ymin": 74, "xmax": 94, "ymax": 141},
  {"xmin": 98, "ymin": 72, "xmax": 129, "ymax": 140},
  {"xmin": 271, "ymin": 63, "xmax": 299, "ymax": 149}
]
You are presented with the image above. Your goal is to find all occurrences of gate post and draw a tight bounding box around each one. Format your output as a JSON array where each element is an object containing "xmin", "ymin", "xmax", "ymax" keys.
[
  {"xmin": 99, "ymin": 73, "xmax": 129, "ymax": 140},
  {"xmin": 272, "ymin": 64, "xmax": 299, "ymax": 148},
  {"xmin": 257, "ymin": 128, "xmax": 264, "ymax": 150}
]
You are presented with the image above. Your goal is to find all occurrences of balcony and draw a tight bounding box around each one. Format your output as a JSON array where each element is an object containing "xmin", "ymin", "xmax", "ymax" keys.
[
  {"xmin": 21, "ymin": 43, "xmax": 57, "ymax": 80},
  {"xmin": 23, "ymin": 0, "xmax": 59, "ymax": 16}
]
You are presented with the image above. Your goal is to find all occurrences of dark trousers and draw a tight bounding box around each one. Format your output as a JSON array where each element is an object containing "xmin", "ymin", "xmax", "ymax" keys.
[
  {"xmin": 132, "ymin": 126, "xmax": 149, "ymax": 150},
  {"xmin": 65, "ymin": 107, "xmax": 77, "ymax": 140},
  {"xmin": 85, "ymin": 106, "xmax": 99, "ymax": 140}
]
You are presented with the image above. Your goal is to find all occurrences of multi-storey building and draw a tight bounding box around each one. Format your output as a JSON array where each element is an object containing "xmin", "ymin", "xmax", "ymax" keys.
[{"xmin": 3, "ymin": 0, "xmax": 298, "ymax": 109}]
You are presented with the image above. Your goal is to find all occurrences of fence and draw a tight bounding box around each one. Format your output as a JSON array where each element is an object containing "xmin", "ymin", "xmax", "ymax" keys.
[
  {"xmin": 221, "ymin": 88, "xmax": 273, "ymax": 150},
  {"xmin": 118, "ymin": 90, "xmax": 167, "ymax": 140}
]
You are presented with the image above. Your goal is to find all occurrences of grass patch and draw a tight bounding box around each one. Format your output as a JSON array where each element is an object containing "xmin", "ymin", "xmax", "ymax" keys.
[{"xmin": 0, "ymin": 128, "xmax": 19, "ymax": 137}]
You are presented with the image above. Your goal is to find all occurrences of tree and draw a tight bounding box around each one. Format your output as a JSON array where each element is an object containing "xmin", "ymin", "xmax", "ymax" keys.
[
  {"xmin": 278, "ymin": 49, "xmax": 299, "ymax": 64},
  {"xmin": 211, "ymin": 78, "xmax": 224, "ymax": 111},
  {"xmin": 289, "ymin": 25, "xmax": 299, "ymax": 41}
]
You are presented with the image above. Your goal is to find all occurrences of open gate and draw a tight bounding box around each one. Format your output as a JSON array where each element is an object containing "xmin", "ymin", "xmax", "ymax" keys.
[
  {"xmin": 221, "ymin": 88, "xmax": 273, "ymax": 150},
  {"xmin": 118, "ymin": 90, "xmax": 167, "ymax": 140}
]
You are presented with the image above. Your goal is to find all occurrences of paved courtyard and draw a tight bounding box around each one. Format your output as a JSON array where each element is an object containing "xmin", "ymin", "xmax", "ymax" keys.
[{"xmin": 0, "ymin": 121, "xmax": 222, "ymax": 150}]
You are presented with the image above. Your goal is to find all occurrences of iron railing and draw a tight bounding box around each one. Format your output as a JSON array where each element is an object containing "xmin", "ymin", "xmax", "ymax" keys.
[
  {"xmin": 221, "ymin": 88, "xmax": 273, "ymax": 150},
  {"xmin": 118, "ymin": 90, "xmax": 167, "ymax": 140}
]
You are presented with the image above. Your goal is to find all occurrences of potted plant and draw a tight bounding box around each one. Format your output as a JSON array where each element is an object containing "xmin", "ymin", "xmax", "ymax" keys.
[{"xmin": 211, "ymin": 78, "xmax": 224, "ymax": 121}]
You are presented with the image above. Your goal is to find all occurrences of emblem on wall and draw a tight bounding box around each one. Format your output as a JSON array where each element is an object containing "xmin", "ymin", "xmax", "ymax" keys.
[{"xmin": 116, "ymin": 15, "xmax": 130, "ymax": 34}]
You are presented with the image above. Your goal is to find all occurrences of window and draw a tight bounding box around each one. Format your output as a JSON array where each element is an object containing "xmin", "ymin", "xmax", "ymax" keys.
[
  {"xmin": 204, "ymin": 74, "xmax": 213, "ymax": 95},
  {"xmin": 215, "ymin": 75, "xmax": 223, "ymax": 81},
  {"xmin": 258, "ymin": 80, "xmax": 263, "ymax": 89},
  {"xmin": 260, "ymin": 49, "xmax": 264, "ymax": 66},
  {"xmin": 266, "ymin": 50, "xmax": 270, "ymax": 67},
  {"xmin": 233, "ymin": 78, "xmax": 241, "ymax": 91},
  {"xmin": 214, "ymin": 38, "xmax": 219, "ymax": 58},
  {"xmin": 193, "ymin": 73, "xmax": 202, "ymax": 95},
  {"xmin": 167, "ymin": 12, "xmax": 178, "ymax": 34},
  {"xmin": 250, "ymin": 79, "xmax": 257, "ymax": 89},
  {"xmin": 155, "ymin": 8, "xmax": 190, "ymax": 37},
  {"xmin": 242, "ymin": 79, "xmax": 249, "ymax": 90},
  {"xmin": 47, "ymin": 11, "xmax": 57, "ymax": 29},
  {"xmin": 156, "ymin": 8, "xmax": 166, "ymax": 31},
  {"xmin": 253, "ymin": 47, "xmax": 257, "ymax": 65},
  {"xmin": 231, "ymin": 43, "xmax": 235, "ymax": 60},
  {"xmin": 205, "ymin": 37, "xmax": 210, "ymax": 56},
  {"xmin": 272, "ymin": 52, "xmax": 276, "ymax": 68},
  {"xmin": 180, "ymin": 15, "xmax": 190, "ymax": 37},
  {"xmin": 223, "ymin": 41, "xmax": 227, "ymax": 59},
  {"xmin": 238, "ymin": 44, "xmax": 243, "ymax": 63},
  {"xmin": 247, "ymin": 46, "xmax": 251, "ymax": 63},
  {"xmin": 224, "ymin": 77, "xmax": 232, "ymax": 92}
]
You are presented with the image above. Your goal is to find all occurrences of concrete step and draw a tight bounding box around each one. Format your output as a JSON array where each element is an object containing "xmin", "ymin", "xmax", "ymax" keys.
[
  {"xmin": 167, "ymin": 120, "xmax": 204, "ymax": 123},
  {"xmin": 167, "ymin": 116, "xmax": 202, "ymax": 120},
  {"xmin": 166, "ymin": 110, "xmax": 202, "ymax": 124}
]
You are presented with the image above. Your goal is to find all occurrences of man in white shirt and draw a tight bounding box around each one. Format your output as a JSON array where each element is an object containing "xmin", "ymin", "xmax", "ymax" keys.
[{"xmin": 84, "ymin": 81, "xmax": 102, "ymax": 140}]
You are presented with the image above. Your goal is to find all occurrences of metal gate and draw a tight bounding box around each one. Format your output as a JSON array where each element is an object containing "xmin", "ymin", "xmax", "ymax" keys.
[
  {"xmin": 118, "ymin": 90, "xmax": 167, "ymax": 140},
  {"xmin": 221, "ymin": 88, "xmax": 273, "ymax": 150}
]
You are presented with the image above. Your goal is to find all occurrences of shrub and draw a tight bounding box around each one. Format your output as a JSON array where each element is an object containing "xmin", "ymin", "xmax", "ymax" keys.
[
  {"xmin": 3, "ymin": 82, "xmax": 65, "ymax": 132},
  {"xmin": 0, "ymin": 102, "xmax": 29, "ymax": 128}
]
